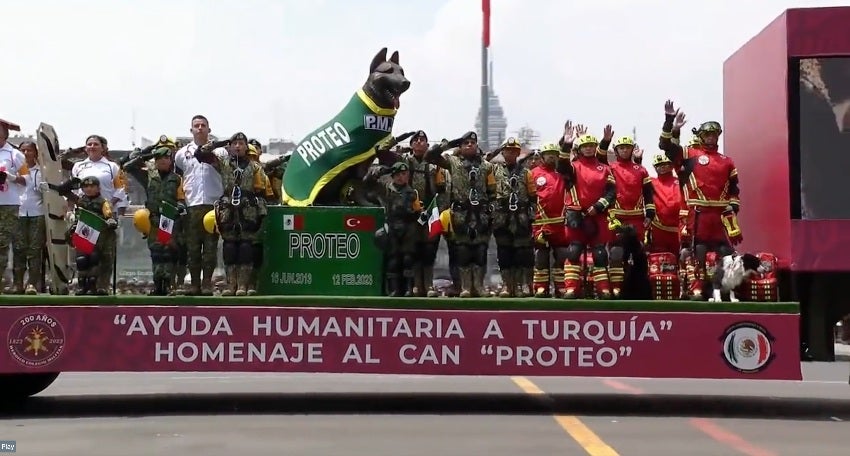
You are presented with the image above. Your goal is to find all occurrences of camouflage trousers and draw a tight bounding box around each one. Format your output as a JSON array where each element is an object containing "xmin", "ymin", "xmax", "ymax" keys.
[
  {"xmin": 0, "ymin": 206, "xmax": 18, "ymax": 289},
  {"xmin": 186, "ymin": 205, "xmax": 219, "ymax": 286},
  {"xmin": 78, "ymin": 230, "xmax": 116, "ymax": 292},
  {"xmin": 147, "ymin": 214, "xmax": 180, "ymax": 283},
  {"xmin": 13, "ymin": 215, "xmax": 46, "ymax": 291}
]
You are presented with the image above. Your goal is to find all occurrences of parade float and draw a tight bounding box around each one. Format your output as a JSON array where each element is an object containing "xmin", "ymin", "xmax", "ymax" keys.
[{"xmin": 4, "ymin": 6, "xmax": 850, "ymax": 401}]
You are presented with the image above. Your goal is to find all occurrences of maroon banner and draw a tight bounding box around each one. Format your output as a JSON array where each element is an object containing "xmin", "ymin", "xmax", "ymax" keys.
[{"xmin": 1, "ymin": 306, "xmax": 801, "ymax": 380}]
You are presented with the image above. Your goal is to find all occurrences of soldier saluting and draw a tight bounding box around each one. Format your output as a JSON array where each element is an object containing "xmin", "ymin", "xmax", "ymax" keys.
[
  {"xmin": 399, "ymin": 130, "xmax": 447, "ymax": 297},
  {"xmin": 365, "ymin": 161, "xmax": 423, "ymax": 296},
  {"xmin": 424, "ymin": 131, "xmax": 496, "ymax": 298}
]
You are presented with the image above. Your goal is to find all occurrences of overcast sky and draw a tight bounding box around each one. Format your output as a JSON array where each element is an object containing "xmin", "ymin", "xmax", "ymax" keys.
[{"xmin": 4, "ymin": 0, "xmax": 846, "ymax": 157}]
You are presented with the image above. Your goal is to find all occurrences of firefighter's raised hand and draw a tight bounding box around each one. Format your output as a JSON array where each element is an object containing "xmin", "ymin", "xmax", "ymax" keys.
[
  {"xmin": 633, "ymin": 144, "xmax": 644, "ymax": 160},
  {"xmin": 575, "ymin": 124, "xmax": 588, "ymax": 137},
  {"xmin": 664, "ymin": 100, "xmax": 678, "ymax": 117},
  {"xmin": 602, "ymin": 125, "xmax": 614, "ymax": 142},
  {"xmin": 562, "ymin": 120, "xmax": 575, "ymax": 144},
  {"xmin": 673, "ymin": 111, "xmax": 687, "ymax": 130}
]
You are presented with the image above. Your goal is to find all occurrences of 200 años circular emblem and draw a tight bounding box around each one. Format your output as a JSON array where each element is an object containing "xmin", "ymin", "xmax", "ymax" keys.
[
  {"xmin": 7, "ymin": 313, "xmax": 66, "ymax": 368},
  {"xmin": 720, "ymin": 321, "xmax": 775, "ymax": 373}
]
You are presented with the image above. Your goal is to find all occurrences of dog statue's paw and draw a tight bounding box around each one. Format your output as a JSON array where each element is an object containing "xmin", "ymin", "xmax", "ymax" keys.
[
  {"xmin": 729, "ymin": 297, "xmax": 740, "ymax": 303},
  {"xmin": 708, "ymin": 297, "xmax": 718, "ymax": 302}
]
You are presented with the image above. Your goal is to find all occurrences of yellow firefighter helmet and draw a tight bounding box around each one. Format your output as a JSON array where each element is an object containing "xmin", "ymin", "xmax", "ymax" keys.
[
  {"xmin": 612, "ymin": 136, "xmax": 635, "ymax": 149},
  {"xmin": 203, "ymin": 210, "xmax": 217, "ymax": 234},
  {"xmin": 575, "ymin": 134, "xmax": 599, "ymax": 148},
  {"xmin": 653, "ymin": 154, "xmax": 673, "ymax": 166},
  {"xmin": 133, "ymin": 208, "xmax": 151, "ymax": 235}
]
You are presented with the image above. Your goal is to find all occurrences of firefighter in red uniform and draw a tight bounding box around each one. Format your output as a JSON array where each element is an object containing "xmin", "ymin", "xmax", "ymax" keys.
[
  {"xmin": 530, "ymin": 143, "xmax": 568, "ymax": 297},
  {"xmin": 647, "ymin": 153, "xmax": 687, "ymax": 255},
  {"xmin": 560, "ymin": 127, "xmax": 617, "ymax": 299},
  {"xmin": 600, "ymin": 135, "xmax": 655, "ymax": 297},
  {"xmin": 659, "ymin": 101, "xmax": 741, "ymax": 300}
]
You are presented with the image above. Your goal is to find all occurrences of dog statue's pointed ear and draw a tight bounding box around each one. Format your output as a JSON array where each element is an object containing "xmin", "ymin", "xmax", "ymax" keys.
[
  {"xmin": 389, "ymin": 51, "xmax": 400, "ymax": 65},
  {"xmin": 370, "ymin": 48, "xmax": 388, "ymax": 73}
]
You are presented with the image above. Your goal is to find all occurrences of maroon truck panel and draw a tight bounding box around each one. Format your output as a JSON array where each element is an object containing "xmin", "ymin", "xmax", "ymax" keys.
[
  {"xmin": 723, "ymin": 13, "xmax": 790, "ymax": 266},
  {"xmin": 725, "ymin": 7, "xmax": 850, "ymax": 272}
]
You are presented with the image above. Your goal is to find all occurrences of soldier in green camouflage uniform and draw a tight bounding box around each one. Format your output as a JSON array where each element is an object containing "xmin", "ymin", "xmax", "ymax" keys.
[
  {"xmin": 66, "ymin": 176, "xmax": 119, "ymax": 295},
  {"xmin": 399, "ymin": 130, "xmax": 447, "ymax": 297},
  {"xmin": 425, "ymin": 131, "xmax": 496, "ymax": 298},
  {"xmin": 366, "ymin": 161, "xmax": 423, "ymax": 296},
  {"xmin": 488, "ymin": 138, "xmax": 536, "ymax": 297},
  {"xmin": 200, "ymin": 132, "xmax": 272, "ymax": 296},
  {"xmin": 121, "ymin": 145, "xmax": 187, "ymax": 296}
]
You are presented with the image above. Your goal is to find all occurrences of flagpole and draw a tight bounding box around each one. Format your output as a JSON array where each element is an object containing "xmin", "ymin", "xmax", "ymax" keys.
[{"xmin": 481, "ymin": 0, "xmax": 490, "ymax": 151}]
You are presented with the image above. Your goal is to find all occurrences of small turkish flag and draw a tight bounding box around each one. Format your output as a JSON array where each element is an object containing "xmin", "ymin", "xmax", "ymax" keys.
[{"xmin": 343, "ymin": 215, "xmax": 376, "ymax": 231}]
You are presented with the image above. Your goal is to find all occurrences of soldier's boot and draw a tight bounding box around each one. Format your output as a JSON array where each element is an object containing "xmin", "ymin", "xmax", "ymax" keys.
[
  {"xmin": 424, "ymin": 266, "xmax": 438, "ymax": 298},
  {"xmin": 499, "ymin": 270, "xmax": 513, "ymax": 298},
  {"xmin": 592, "ymin": 266, "xmax": 612, "ymax": 300},
  {"xmin": 201, "ymin": 266, "xmax": 215, "ymax": 296},
  {"xmin": 562, "ymin": 263, "xmax": 583, "ymax": 299},
  {"xmin": 459, "ymin": 267, "xmax": 473, "ymax": 298},
  {"xmin": 173, "ymin": 265, "xmax": 188, "ymax": 295},
  {"xmin": 188, "ymin": 266, "xmax": 202, "ymax": 295},
  {"xmin": 403, "ymin": 277, "xmax": 415, "ymax": 297},
  {"xmin": 517, "ymin": 268, "xmax": 532, "ymax": 297},
  {"xmin": 412, "ymin": 266, "xmax": 425, "ymax": 297},
  {"xmin": 533, "ymin": 268, "xmax": 550, "ymax": 298},
  {"xmin": 222, "ymin": 265, "xmax": 238, "ymax": 296},
  {"xmin": 237, "ymin": 265, "xmax": 254, "ymax": 296},
  {"xmin": 386, "ymin": 275, "xmax": 402, "ymax": 297},
  {"xmin": 11, "ymin": 268, "xmax": 25, "ymax": 294}
]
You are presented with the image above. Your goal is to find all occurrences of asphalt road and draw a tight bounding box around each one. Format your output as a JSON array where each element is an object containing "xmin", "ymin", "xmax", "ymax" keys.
[{"xmin": 1, "ymin": 362, "xmax": 849, "ymax": 456}]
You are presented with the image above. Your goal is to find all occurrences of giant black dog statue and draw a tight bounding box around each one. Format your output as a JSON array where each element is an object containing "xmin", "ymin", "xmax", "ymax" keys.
[{"xmin": 281, "ymin": 47, "xmax": 412, "ymax": 207}]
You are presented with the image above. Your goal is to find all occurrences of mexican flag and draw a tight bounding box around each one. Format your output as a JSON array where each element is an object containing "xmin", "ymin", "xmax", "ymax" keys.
[
  {"xmin": 72, "ymin": 208, "xmax": 106, "ymax": 255},
  {"xmin": 156, "ymin": 201, "xmax": 178, "ymax": 244},
  {"xmin": 425, "ymin": 196, "xmax": 442, "ymax": 240},
  {"xmin": 281, "ymin": 89, "xmax": 397, "ymax": 207}
]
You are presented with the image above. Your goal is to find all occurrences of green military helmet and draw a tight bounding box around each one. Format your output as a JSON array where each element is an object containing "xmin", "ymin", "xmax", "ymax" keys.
[
  {"xmin": 390, "ymin": 161, "xmax": 409, "ymax": 175},
  {"xmin": 80, "ymin": 175, "xmax": 100, "ymax": 187}
]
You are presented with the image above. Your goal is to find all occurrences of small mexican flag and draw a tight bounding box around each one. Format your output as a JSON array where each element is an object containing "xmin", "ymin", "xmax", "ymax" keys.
[
  {"xmin": 425, "ymin": 195, "xmax": 442, "ymax": 240},
  {"xmin": 156, "ymin": 201, "xmax": 178, "ymax": 244},
  {"xmin": 72, "ymin": 208, "xmax": 106, "ymax": 255}
]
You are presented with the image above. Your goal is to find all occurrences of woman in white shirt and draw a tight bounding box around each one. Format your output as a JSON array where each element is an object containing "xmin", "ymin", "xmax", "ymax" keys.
[
  {"xmin": 67, "ymin": 135, "xmax": 126, "ymax": 294},
  {"xmin": 0, "ymin": 123, "xmax": 27, "ymax": 293},
  {"xmin": 13, "ymin": 141, "xmax": 46, "ymax": 294}
]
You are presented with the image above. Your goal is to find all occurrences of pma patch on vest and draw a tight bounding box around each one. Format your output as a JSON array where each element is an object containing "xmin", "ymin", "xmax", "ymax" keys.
[{"xmin": 363, "ymin": 114, "xmax": 394, "ymax": 133}]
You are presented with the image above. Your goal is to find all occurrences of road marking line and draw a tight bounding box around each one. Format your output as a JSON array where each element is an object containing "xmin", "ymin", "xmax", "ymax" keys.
[
  {"xmin": 511, "ymin": 377, "xmax": 620, "ymax": 456},
  {"xmin": 689, "ymin": 418, "xmax": 778, "ymax": 456},
  {"xmin": 601, "ymin": 379, "xmax": 644, "ymax": 395},
  {"xmin": 599, "ymin": 379, "xmax": 778, "ymax": 456}
]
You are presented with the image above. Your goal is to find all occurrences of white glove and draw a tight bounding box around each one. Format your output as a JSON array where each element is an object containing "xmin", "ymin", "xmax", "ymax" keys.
[
  {"xmin": 37, "ymin": 182, "xmax": 50, "ymax": 193},
  {"xmin": 66, "ymin": 211, "xmax": 76, "ymax": 224}
]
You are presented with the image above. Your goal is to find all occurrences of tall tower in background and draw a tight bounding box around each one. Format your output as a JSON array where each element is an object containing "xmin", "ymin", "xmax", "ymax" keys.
[{"xmin": 475, "ymin": 60, "xmax": 508, "ymax": 152}]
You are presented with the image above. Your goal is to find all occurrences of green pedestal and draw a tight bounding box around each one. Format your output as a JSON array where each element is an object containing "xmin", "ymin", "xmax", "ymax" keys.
[{"xmin": 258, "ymin": 206, "xmax": 385, "ymax": 296}]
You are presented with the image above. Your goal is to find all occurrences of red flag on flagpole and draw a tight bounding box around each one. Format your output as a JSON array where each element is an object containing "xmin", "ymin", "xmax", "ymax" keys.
[{"xmin": 482, "ymin": 0, "xmax": 491, "ymax": 48}]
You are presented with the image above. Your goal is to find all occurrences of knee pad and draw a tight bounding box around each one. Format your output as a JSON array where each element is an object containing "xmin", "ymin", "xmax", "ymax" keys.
[
  {"xmin": 534, "ymin": 248, "xmax": 551, "ymax": 269},
  {"xmin": 474, "ymin": 244, "xmax": 488, "ymax": 267},
  {"xmin": 455, "ymin": 245, "xmax": 472, "ymax": 267},
  {"xmin": 496, "ymin": 245, "xmax": 513, "ymax": 269},
  {"xmin": 517, "ymin": 247, "xmax": 534, "ymax": 268},
  {"xmin": 75, "ymin": 255, "xmax": 91, "ymax": 271},
  {"xmin": 717, "ymin": 243, "xmax": 734, "ymax": 257},
  {"xmin": 592, "ymin": 245, "xmax": 609, "ymax": 267},
  {"xmin": 222, "ymin": 240, "xmax": 239, "ymax": 265},
  {"xmin": 609, "ymin": 246, "xmax": 624, "ymax": 266},
  {"xmin": 385, "ymin": 255, "xmax": 401, "ymax": 273},
  {"xmin": 565, "ymin": 243, "xmax": 584, "ymax": 262},
  {"xmin": 238, "ymin": 242, "xmax": 254, "ymax": 265},
  {"xmin": 253, "ymin": 244, "xmax": 264, "ymax": 268},
  {"xmin": 402, "ymin": 254, "xmax": 415, "ymax": 270}
]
